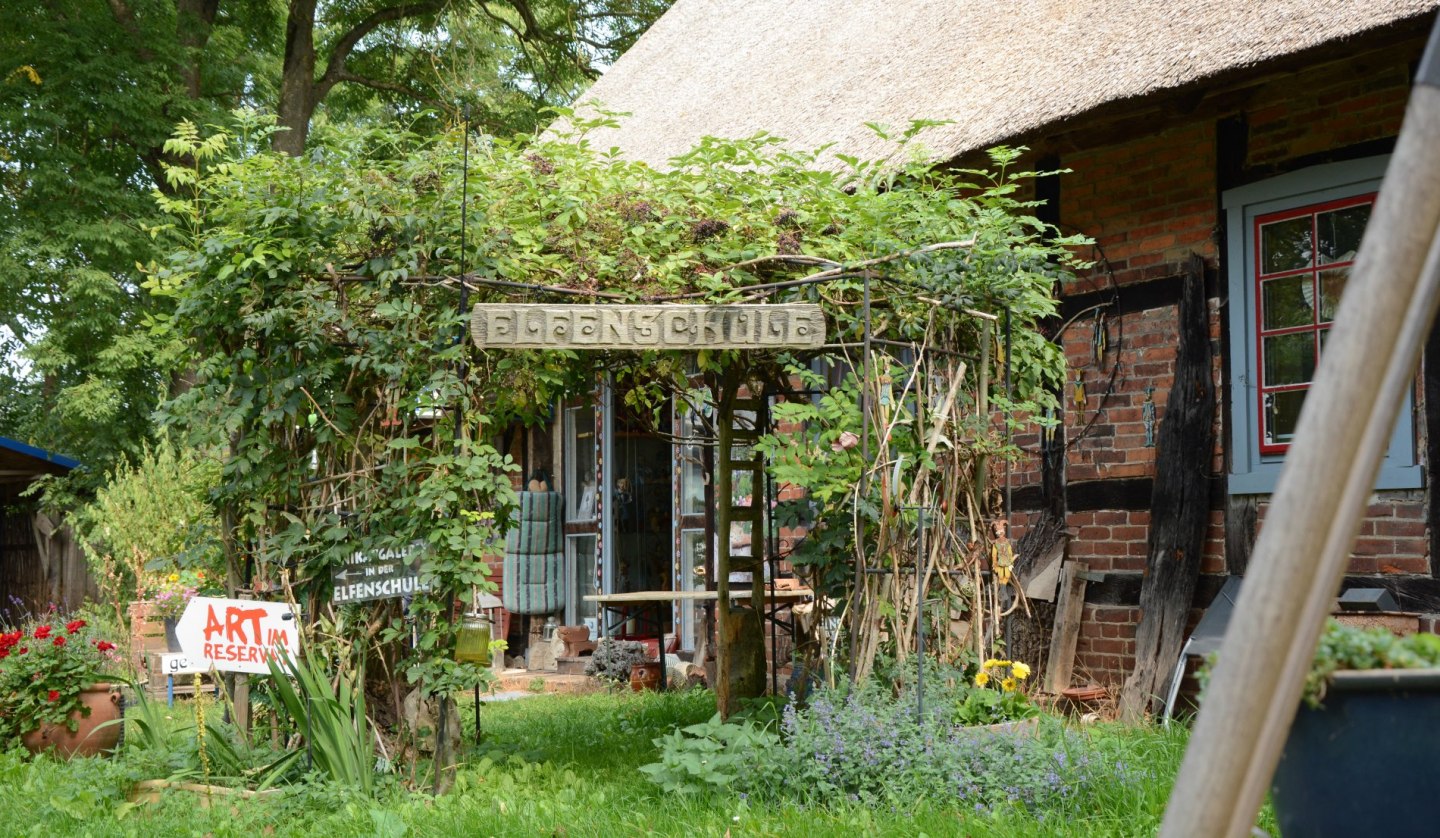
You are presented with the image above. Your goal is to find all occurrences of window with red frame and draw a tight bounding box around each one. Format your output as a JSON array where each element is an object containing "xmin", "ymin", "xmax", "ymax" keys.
[{"xmin": 1254, "ymin": 193, "xmax": 1372, "ymax": 453}]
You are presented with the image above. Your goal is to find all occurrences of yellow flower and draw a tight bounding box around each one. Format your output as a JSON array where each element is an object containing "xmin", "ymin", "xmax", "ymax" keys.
[
  {"xmin": 974, "ymin": 671, "xmax": 990, "ymax": 687},
  {"xmin": 168, "ymin": 573, "xmax": 179, "ymax": 583},
  {"xmin": 1012, "ymin": 662, "xmax": 1031, "ymax": 680},
  {"xmin": 1001, "ymin": 677, "xmax": 1017, "ymax": 692},
  {"xmin": 982, "ymin": 658, "xmax": 1007, "ymax": 670}
]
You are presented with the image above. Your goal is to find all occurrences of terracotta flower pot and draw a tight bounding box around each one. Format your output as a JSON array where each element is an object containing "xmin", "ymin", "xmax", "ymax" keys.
[
  {"xmin": 21, "ymin": 684, "xmax": 123, "ymax": 758},
  {"xmin": 629, "ymin": 661, "xmax": 663, "ymax": 692}
]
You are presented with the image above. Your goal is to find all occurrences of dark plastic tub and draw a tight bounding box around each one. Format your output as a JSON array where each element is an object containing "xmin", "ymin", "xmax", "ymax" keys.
[{"xmin": 1271, "ymin": 669, "xmax": 1440, "ymax": 837}]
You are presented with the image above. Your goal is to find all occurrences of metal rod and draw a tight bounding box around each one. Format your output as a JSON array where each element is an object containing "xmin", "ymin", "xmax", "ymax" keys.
[
  {"xmin": 852, "ymin": 274, "xmax": 872, "ymax": 684},
  {"xmin": 767, "ymin": 390, "xmax": 780, "ymax": 697},
  {"xmin": 1004, "ymin": 307, "xmax": 1013, "ymax": 521},
  {"xmin": 916, "ymin": 507, "xmax": 927, "ymax": 725},
  {"xmin": 436, "ymin": 108, "xmax": 473, "ymax": 797}
]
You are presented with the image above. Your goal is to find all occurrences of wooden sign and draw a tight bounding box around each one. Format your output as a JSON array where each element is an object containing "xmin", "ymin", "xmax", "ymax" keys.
[
  {"xmin": 470, "ymin": 303, "xmax": 825, "ymax": 350},
  {"xmin": 174, "ymin": 597, "xmax": 301, "ymax": 675},
  {"xmin": 331, "ymin": 543, "xmax": 431, "ymax": 604}
]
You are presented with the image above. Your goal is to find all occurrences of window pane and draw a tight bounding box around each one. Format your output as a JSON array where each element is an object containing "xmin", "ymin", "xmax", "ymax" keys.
[
  {"xmin": 1263, "ymin": 332, "xmax": 1316, "ymax": 386},
  {"xmin": 1261, "ymin": 216, "xmax": 1313, "ymax": 274},
  {"xmin": 1317, "ymin": 204, "xmax": 1370, "ymax": 265},
  {"xmin": 568, "ymin": 534, "xmax": 598, "ymax": 622},
  {"xmin": 565, "ymin": 405, "xmax": 596, "ymax": 521},
  {"xmin": 1264, "ymin": 389, "xmax": 1307, "ymax": 446},
  {"xmin": 1261, "ymin": 274, "xmax": 1314, "ymax": 329},
  {"xmin": 679, "ymin": 530, "xmax": 706, "ymax": 650},
  {"xmin": 1318, "ymin": 267, "xmax": 1349, "ymax": 322}
]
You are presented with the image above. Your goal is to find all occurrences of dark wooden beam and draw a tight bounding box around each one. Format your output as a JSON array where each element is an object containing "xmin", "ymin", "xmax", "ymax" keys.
[
  {"xmin": 1121, "ymin": 254, "xmax": 1216, "ymax": 721},
  {"xmin": 1224, "ymin": 496, "xmax": 1259, "ymax": 577},
  {"xmin": 1012, "ymin": 475, "xmax": 1226, "ymax": 513},
  {"xmin": 1087, "ymin": 572, "xmax": 1440, "ymax": 612}
]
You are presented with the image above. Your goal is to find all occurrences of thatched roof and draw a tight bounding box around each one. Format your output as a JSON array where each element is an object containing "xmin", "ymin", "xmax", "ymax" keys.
[{"xmin": 569, "ymin": 0, "xmax": 1439, "ymax": 169}]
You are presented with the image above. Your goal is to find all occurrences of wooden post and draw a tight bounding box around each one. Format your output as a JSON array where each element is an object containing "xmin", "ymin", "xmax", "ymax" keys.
[
  {"xmin": 1045, "ymin": 561, "xmax": 1087, "ymax": 694},
  {"xmin": 1120, "ymin": 255, "xmax": 1214, "ymax": 721},
  {"xmin": 1162, "ymin": 30, "xmax": 1440, "ymax": 836}
]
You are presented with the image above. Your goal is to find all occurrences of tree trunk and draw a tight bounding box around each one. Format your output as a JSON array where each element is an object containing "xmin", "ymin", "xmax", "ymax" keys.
[
  {"xmin": 176, "ymin": 0, "xmax": 220, "ymax": 99},
  {"xmin": 1121, "ymin": 254, "xmax": 1216, "ymax": 721},
  {"xmin": 274, "ymin": 0, "xmax": 319, "ymax": 156}
]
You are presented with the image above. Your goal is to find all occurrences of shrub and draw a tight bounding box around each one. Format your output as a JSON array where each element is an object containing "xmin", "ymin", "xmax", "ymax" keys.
[
  {"xmin": 584, "ymin": 639, "xmax": 649, "ymax": 683},
  {"xmin": 639, "ymin": 713, "xmax": 782, "ymax": 795},
  {"xmin": 757, "ymin": 687, "xmax": 1093, "ymax": 811}
]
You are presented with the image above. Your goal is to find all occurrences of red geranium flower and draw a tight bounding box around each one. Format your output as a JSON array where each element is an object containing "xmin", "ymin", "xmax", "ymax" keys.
[
  {"xmin": 33, "ymin": 625, "xmax": 52, "ymax": 640},
  {"xmin": 65, "ymin": 619, "xmax": 85, "ymax": 634},
  {"xmin": 95, "ymin": 640, "xmax": 115, "ymax": 652},
  {"xmin": 0, "ymin": 648, "xmax": 8, "ymax": 660},
  {"xmin": 16, "ymin": 647, "xmax": 27, "ymax": 655},
  {"xmin": 52, "ymin": 636, "xmax": 66, "ymax": 648},
  {"xmin": 47, "ymin": 690, "xmax": 59, "ymax": 702}
]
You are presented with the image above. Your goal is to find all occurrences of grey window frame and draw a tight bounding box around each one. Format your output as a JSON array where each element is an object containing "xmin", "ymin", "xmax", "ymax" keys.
[{"xmin": 1224, "ymin": 155, "xmax": 1420, "ymax": 495}]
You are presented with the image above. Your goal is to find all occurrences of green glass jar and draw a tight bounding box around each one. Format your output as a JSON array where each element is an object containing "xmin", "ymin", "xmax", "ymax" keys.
[{"xmin": 455, "ymin": 612, "xmax": 492, "ymax": 666}]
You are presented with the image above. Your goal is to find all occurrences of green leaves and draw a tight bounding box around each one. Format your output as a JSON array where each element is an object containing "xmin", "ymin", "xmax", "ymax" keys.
[
  {"xmin": 265, "ymin": 648, "xmax": 376, "ymax": 793},
  {"xmin": 639, "ymin": 713, "xmax": 782, "ymax": 796}
]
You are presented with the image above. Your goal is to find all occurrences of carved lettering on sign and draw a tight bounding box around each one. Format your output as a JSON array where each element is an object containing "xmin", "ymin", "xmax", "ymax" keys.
[{"xmin": 470, "ymin": 304, "xmax": 826, "ymax": 350}]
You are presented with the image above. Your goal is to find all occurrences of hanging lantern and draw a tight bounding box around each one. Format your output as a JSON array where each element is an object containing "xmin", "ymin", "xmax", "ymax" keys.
[{"xmin": 455, "ymin": 611, "xmax": 492, "ymax": 666}]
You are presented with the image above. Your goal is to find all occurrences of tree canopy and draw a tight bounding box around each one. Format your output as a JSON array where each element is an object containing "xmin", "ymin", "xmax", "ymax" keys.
[{"xmin": 0, "ymin": 0, "xmax": 670, "ymax": 487}]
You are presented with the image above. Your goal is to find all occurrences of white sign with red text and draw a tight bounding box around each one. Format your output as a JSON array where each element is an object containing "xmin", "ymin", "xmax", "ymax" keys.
[{"xmin": 175, "ymin": 597, "xmax": 301, "ymax": 675}]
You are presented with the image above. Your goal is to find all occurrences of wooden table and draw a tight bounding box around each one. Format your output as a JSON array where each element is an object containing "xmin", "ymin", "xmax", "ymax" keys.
[{"xmin": 583, "ymin": 588, "xmax": 814, "ymax": 691}]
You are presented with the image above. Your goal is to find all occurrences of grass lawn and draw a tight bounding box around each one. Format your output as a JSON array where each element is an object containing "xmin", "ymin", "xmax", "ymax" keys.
[{"xmin": 0, "ymin": 689, "xmax": 1263, "ymax": 837}]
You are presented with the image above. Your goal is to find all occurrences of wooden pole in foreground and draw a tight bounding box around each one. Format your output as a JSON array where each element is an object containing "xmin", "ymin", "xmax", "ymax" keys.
[{"xmin": 1161, "ymin": 20, "xmax": 1440, "ymax": 837}]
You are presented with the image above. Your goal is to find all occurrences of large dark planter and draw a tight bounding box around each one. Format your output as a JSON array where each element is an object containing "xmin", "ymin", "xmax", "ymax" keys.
[{"xmin": 1272, "ymin": 669, "xmax": 1440, "ymax": 838}]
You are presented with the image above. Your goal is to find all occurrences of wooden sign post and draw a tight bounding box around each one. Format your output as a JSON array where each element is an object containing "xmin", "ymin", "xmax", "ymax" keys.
[
  {"xmin": 175, "ymin": 597, "xmax": 301, "ymax": 675},
  {"xmin": 1162, "ymin": 23, "xmax": 1440, "ymax": 837}
]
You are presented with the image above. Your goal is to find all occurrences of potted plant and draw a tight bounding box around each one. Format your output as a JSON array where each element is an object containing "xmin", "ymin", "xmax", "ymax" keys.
[
  {"xmin": 1270, "ymin": 619, "xmax": 1440, "ymax": 837},
  {"xmin": 955, "ymin": 658, "xmax": 1040, "ymax": 734},
  {"xmin": 141, "ymin": 568, "xmax": 217, "ymax": 651},
  {"xmin": 0, "ymin": 616, "xmax": 126, "ymax": 757}
]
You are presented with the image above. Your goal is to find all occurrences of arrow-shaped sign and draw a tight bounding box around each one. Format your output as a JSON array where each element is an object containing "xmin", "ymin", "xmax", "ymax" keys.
[{"xmin": 175, "ymin": 596, "xmax": 301, "ymax": 675}]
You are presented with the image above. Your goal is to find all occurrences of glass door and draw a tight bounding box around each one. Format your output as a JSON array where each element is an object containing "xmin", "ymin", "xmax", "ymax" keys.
[
  {"xmin": 675, "ymin": 406, "xmax": 709, "ymax": 650},
  {"xmin": 563, "ymin": 400, "xmax": 600, "ymax": 633}
]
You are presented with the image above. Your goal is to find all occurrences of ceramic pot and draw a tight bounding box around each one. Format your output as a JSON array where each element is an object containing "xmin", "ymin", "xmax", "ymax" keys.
[
  {"xmin": 629, "ymin": 661, "xmax": 662, "ymax": 692},
  {"xmin": 163, "ymin": 617, "xmax": 182, "ymax": 653},
  {"xmin": 21, "ymin": 683, "xmax": 123, "ymax": 758}
]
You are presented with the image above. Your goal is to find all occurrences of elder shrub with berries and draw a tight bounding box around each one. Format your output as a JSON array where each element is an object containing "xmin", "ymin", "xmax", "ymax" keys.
[{"xmin": 0, "ymin": 614, "xmax": 123, "ymax": 745}]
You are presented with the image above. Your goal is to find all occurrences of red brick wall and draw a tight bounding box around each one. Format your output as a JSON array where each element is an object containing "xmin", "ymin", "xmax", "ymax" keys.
[{"xmin": 1009, "ymin": 37, "xmax": 1431, "ymax": 690}]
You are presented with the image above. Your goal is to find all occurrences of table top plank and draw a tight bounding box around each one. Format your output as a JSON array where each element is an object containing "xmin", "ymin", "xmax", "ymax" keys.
[{"xmin": 583, "ymin": 588, "xmax": 813, "ymax": 604}]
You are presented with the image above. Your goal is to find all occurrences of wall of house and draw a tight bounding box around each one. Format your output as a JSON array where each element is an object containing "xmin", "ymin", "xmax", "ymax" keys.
[{"xmin": 1007, "ymin": 32, "xmax": 1431, "ymax": 690}]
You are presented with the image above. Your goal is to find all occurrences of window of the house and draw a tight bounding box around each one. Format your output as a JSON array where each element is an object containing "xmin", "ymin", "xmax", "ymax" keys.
[
  {"xmin": 1225, "ymin": 156, "xmax": 1420, "ymax": 494},
  {"xmin": 1254, "ymin": 194, "xmax": 1371, "ymax": 453}
]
